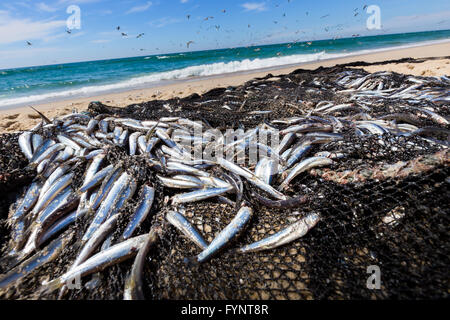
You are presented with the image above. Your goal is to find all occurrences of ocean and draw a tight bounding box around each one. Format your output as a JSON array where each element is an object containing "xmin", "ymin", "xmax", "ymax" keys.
[{"xmin": 0, "ymin": 29, "xmax": 449, "ymax": 109}]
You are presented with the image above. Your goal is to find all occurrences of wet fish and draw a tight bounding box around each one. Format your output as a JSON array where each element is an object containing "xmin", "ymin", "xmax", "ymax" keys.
[
  {"xmin": 124, "ymin": 229, "xmax": 158, "ymax": 300},
  {"xmin": 166, "ymin": 210, "xmax": 208, "ymax": 250},
  {"xmin": 31, "ymin": 173, "xmax": 73, "ymax": 217},
  {"xmin": 279, "ymin": 157, "xmax": 333, "ymax": 190},
  {"xmin": 9, "ymin": 181, "xmax": 42, "ymax": 223},
  {"xmin": 41, "ymin": 234, "xmax": 148, "ymax": 294},
  {"xmin": 0, "ymin": 234, "xmax": 70, "ymax": 290},
  {"xmin": 172, "ymin": 186, "xmax": 233, "ymax": 205},
  {"xmin": 18, "ymin": 132, "xmax": 33, "ymax": 160},
  {"xmin": 239, "ymin": 212, "xmax": 320, "ymax": 253},
  {"xmin": 192, "ymin": 206, "xmax": 253, "ymax": 263},
  {"xmin": 121, "ymin": 184, "xmax": 153, "ymax": 240},
  {"xmin": 82, "ymin": 172, "xmax": 130, "ymax": 241}
]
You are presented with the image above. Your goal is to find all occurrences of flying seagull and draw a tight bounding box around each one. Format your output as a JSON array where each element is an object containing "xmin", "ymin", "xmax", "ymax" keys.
[
  {"xmin": 117, "ymin": 26, "xmax": 120, "ymax": 30},
  {"xmin": 136, "ymin": 33, "xmax": 145, "ymax": 38},
  {"xmin": 26, "ymin": 41, "xmax": 32, "ymax": 46},
  {"xmin": 121, "ymin": 32, "xmax": 128, "ymax": 37},
  {"xmin": 187, "ymin": 14, "xmax": 191, "ymax": 20},
  {"xmin": 186, "ymin": 41, "xmax": 194, "ymax": 48}
]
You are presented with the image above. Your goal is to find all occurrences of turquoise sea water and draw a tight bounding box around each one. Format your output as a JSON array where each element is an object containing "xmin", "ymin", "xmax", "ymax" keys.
[{"xmin": 1, "ymin": 29, "xmax": 449, "ymax": 108}]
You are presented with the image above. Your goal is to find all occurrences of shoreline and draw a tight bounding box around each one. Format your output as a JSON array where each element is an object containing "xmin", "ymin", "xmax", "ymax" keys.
[{"xmin": 0, "ymin": 41, "xmax": 449, "ymax": 133}]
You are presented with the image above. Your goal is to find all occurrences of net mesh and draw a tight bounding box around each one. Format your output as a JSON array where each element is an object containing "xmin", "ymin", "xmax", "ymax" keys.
[{"xmin": 0, "ymin": 58, "xmax": 448, "ymax": 299}]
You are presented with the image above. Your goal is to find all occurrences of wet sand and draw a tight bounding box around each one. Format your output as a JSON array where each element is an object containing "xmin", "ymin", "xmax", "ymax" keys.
[{"xmin": 0, "ymin": 41, "xmax": 449, "ymax": 134}]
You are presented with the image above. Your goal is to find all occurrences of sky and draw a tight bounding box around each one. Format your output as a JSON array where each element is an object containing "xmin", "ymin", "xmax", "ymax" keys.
[{"xmin": 0, "ymin": 0, "xmax": 449, "ymax": 69}]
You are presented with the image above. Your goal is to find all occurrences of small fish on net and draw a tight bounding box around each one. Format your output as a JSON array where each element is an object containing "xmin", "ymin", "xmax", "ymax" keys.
[{"xmin": 0, "ymin": 60, "xmax": 448, "ymax": 300}]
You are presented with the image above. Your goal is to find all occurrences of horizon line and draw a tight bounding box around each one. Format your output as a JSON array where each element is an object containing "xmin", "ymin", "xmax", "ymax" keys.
[{"xmin": 1, "ymin": 28, "xmax": 449, "ymax": 71}]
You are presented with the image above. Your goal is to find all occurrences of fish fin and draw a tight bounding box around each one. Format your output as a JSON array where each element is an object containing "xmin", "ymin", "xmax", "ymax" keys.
[{"xmin": 29, "ymin": 106, "xmax": 52, "ymax": 124}]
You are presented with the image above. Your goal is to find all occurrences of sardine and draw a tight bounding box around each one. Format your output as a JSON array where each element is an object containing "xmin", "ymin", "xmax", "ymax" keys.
[
  {"xmin": 124, "ymin": 229, "xmax": 158, "ymax": 300},
  {"xmin": 82, "ymin": 172, "xmax": 130, "ymax": 241},
  {"xmin": 18, "ymin": 132, "xmax": 33, "ymax": 160},
  {"xmin": 279, "ymin": 157, "xmax": 333, "ymax": 190},
  {"xmin": 172, "ymin": 186, "xmax": 233, "ymax": 204},
  {"xmin": 42, "ymin": 234, "xmax": 148, "ymax": 294},
  {"xmin": 121, "ymin": 186, "xmax": 155, "ymax": 240},
  {"xmin": 193, "ymin": 206, "xmax": 253, "ymax": 263},
  {"xmin": 166, "ymin": 211, "xmax": 208, "ymax": 250},
  {"xmin": 239, "ymin": 212, "xmax": 320, "ymax": 252}
]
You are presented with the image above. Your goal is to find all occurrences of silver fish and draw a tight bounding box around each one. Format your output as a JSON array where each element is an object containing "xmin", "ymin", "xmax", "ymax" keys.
[
  {"xmin": 82, "ymin": 172, "xmax": 130, "ymax": 241},
  {"xmin": 217, "ymin": 157, "xmax": 286, "ymax": 200},
  {"xmin": 9, "ymin": 181, "xmax": 42, "ymax": 222},
  {"xmin": 166, "ymin": 210, "xmax": 208, "ymax": 250},
  {"xmin": 42, "ymin": 234, "xmax": 148, "ymax": 294},
  {"xmin": 18, "ymin": 132, "xmax": 33, "ymax": 160},
  {"xmin": 32, "ymin": 143, "xmax": 65, "ymax": 166},
  {"xmin": 121, "ymin": 186, "xmax": 155, "ymax": 240},
  {"xmin": 239, "ymin": 212, "xmax": 320, "ymax": 253},
  {"xmin": 279, "ymin": 157, "xmax": 333, "ymax": 190},
  {"xmin": 31, "ymin": 134, "xmax": 44, "ymax": 155},
  {"xmin": 195, "ymin": 206, "xmax": 253, "ymax": 263},
  {"xmin": 90, "ymin": 164, "xmax": 123, "ymax": 211},
  {"xmin": 0, "ymin": 234, "xmax": 69, "ymax": 290},
  {"xmin": 57, "ymin": 134, "xmax": 82, "ymax": 152},
  {"xmin": 172, "ymin": 186, "xmax": 233, "ymax": 204},
  {"xmin": 38, "ymin": 209, "xmax": 88, "ymax": 247},
  {"xmin": 158, "ymin": 175, "xmax": 203, "ymax": 189},
  {"xmin": 78, "ymin": 164, "xmax": 113, "ymax": 193},
  {"xmin": 166, "ymin": 161, "xmax": 210, "ymax": 177},
  {"xmin": 124, "ymin": 229, "xmax": 158, "ymax": 300},
  {"xmin": 32, "ymin": 173, "xmax": 73, "ymax": 217},
  {"xmin": 129, "ymin": 132, "xmax": 142, "ymax": 156}
]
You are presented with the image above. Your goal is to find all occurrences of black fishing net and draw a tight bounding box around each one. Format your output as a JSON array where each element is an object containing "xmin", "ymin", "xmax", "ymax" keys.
[{"xmin": 0, "ymin": 57, "xmax": 448, "ymax": 300}]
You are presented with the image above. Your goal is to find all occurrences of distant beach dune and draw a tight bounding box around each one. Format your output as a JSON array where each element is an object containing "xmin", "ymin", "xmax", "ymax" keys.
[{"xmin": 0, "ymin": 41, "xmax": 449, "ymax": 134}]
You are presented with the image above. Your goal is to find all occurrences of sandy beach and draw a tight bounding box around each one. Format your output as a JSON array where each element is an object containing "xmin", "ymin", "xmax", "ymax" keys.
[{"xmin": 0, "ymin": 41, "xmax": 449, "ymax": 134}]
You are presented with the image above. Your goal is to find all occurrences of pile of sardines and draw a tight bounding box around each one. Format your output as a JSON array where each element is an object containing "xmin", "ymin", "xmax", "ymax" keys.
[{"xmin": 0, "ymin": 70, "xmax": 448, "ymax": 299}]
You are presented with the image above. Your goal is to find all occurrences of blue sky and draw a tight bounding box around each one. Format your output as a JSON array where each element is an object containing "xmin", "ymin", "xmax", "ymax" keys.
[{"xmin": 0, "ymin": 0, "xmax": 449, "ymax": 69}]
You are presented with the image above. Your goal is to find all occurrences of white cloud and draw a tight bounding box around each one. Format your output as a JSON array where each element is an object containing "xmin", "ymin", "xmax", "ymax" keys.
[
  {"xmin": 126, "ymin": 1, "xmax": 153, "ymax": 14},
  {"xmin": 36, "ymin": 2, "xmax": 58, "ymax": 12},
  {"xmin": 150, "ymin": 17, "xmax": 183, "ymax": 28},
  {"xmin": 241, "ymin": 2, "xmax": 267, "ymax": 12},
  {"xmin": 383, "ymin": 11, "xmax": 450, "ymax": 31},
  {"xmin": 91, "ymin": 39, "xmax": 110, "ymax": 43},
  {"xmin": 0, "ymin": 11, "xmax": 66, "ymax": 45}
]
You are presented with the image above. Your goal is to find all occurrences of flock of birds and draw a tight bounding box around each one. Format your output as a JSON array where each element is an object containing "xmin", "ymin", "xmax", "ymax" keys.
[
  {"xmin": 26, "ymin": 2, "xmax": 371, "ymax": 50},
  {"xmin": 0, "ymin": 67, "xmax": 448, "ymax": 299}
]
